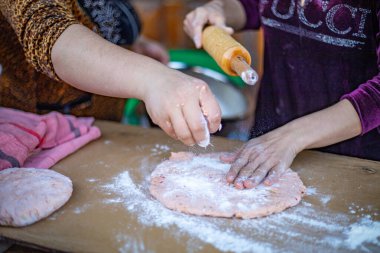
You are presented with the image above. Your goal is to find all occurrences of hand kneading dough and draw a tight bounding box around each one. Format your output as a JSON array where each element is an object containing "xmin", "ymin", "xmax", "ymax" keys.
[
  {"xmin": 150, "ymin": 152, "xmax": 306, "ymax": 219},
  {"xmin": 0, "ymin": 168, "xmax": 73, "ymax": 227}
]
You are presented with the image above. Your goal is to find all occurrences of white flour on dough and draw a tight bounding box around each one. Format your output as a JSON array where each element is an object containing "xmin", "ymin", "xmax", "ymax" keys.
[{"xmin": 149, "ymin": 152, "xmax": 306, "ymax": 218}]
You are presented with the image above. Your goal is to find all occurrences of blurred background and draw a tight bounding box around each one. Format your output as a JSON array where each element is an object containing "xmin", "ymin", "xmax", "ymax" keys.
[{"xmin": 131, "ymin": 0, "xmax": 263, "ymax": 74}]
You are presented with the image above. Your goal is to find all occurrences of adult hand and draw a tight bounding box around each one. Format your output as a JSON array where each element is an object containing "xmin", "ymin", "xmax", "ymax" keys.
[
  {"xmin": 143, "ymin": 67, "xmax": 221, "ymax": 146},
  {"xmin": 52, "ymin": 25, "xmax": 222, "ymax": 147},
  {"xmin": 131, "ymin": 36, "xmax": 170, "ymax": 64},
  {"xmin": 183, "ymin": 0, "xmax": 233, "ymax": 48},
  {"xmin": 220, "ymin": 125, "xmax": 302, "ymax": 189}
]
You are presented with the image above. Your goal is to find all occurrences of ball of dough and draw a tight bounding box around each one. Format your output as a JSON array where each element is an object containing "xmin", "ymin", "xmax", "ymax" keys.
[{"xmin": 0, "ymin": 168, "xmax": 73, "ymax": 227}]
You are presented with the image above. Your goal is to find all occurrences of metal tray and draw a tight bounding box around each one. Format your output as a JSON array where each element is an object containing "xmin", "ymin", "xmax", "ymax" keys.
[{"xmin": 169, "ymin": 62, "xmax": 248, "ymax": 120}]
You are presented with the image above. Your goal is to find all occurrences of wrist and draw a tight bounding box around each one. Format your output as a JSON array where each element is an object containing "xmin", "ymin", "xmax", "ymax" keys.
[{"xmin": 280, "ymin": 119, "xmax": 313, "ymax": 154}]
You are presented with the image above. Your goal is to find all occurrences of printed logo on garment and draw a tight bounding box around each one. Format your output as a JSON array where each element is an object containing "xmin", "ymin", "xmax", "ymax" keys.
[{"xmin": 259, "ymin": 0, "xmax": 373, "ymax": 49}]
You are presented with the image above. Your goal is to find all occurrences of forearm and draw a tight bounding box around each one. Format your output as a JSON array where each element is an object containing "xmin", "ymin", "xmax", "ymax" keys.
[
  {"xmin": 51, "ymin": 24, "xmax": 168, "ymax": 100},
  {"xmin": 221, "ymin": 0, "xmax": 246, "ymax": 31},
  {"xmin": 286, "ymin": 99, "xmax": 362, "ymax": 152}
]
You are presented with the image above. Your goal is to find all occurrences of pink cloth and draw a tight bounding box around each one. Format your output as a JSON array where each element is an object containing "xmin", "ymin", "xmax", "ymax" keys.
[{"xmin": 0, "ymin": 107, "xmax": 101, "ymax": 170}]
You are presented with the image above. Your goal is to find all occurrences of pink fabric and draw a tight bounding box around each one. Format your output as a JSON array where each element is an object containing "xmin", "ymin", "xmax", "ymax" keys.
[{"xmin": 0, "ymin": 107, "xmax": 101, "ymax": 170}]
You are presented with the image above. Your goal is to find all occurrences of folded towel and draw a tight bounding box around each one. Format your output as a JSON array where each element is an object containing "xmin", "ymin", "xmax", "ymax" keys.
[{"xmin": 0, "ymin": 107, "xmax": 101, "ymax": 170}]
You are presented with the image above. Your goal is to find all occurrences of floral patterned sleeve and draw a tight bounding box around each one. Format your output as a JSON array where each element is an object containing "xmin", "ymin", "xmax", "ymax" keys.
[{"xmin": 0, "ymin": 0, "xmax": 79, "ymax": 80}]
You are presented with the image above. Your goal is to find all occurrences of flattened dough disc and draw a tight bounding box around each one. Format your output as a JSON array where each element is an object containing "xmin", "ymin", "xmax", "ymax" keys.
[
  {"xmin": 0, "ymin": 168, "xmax": 73, "ymax": 227},
  {"xmin": 150, "ymin": 152, "xmax": 306, "ymax": 219}
]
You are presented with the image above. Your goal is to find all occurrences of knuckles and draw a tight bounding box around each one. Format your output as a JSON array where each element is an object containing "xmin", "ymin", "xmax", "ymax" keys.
[{"xmin": 173, "ymin": 78, "xmax": 209, "ymax": 101}]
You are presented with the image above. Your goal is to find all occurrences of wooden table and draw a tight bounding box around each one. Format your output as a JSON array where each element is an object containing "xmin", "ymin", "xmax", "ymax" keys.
[{"xmin": 1, "ymin": 121, "xmax": 379, "ymax": 253}]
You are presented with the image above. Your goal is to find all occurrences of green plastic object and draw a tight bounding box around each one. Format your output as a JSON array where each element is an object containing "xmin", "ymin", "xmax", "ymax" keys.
[
  {"xmin": 124, "ymin": 98, "xmax": 141, "ymax": 125},
  {"xmin": 124, "ymin": 49, "xmax": 245, "ymax": 125}
]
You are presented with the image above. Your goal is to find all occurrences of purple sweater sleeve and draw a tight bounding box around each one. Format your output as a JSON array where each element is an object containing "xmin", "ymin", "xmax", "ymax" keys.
[
  {"xmin": 341, "ymin": 8, "xmax": 380, "ymax": 134},
  {"xmin": 238, "ymin": 0, "xmax": 261, "ymax": 30}
]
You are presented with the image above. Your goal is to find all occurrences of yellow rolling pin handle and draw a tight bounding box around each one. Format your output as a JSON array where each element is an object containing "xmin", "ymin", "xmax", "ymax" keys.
[{"xmin": 202, "ymin": 26, "xmax": 258, "ymax": 85}]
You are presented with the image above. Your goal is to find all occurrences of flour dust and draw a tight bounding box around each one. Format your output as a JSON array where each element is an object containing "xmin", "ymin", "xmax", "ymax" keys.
[{"xmin": 101, "ymin": 166, "xmax": 380, "ymax": 253}]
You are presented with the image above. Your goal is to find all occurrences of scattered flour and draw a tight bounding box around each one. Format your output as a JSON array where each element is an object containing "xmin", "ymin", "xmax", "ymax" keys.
[
  {"xmin": 320, "ymin": 195, "xmax": 332, "ymax": 206},
  {"xmin": 86, "ymin": 178, "xmax": 98, "ymax": 183},
  {"xmin": 306, "ymin": 187, "xmax": 317, "ymax": 195},
  {"xmin": 103, "ymin": 171, "xmax": 272, "ymax": 253},
  {"xmin": 344, "ymin": 217, "xmax": 380, "ymax": 250},
  {"xmin": 117, "ymin": 234, "xmax": 150, "ymax": 253},
  {"xmin": 97, "ymin": 160, "xmax": 110, "ymax": 168},
  {"xmin": 104, "ymin": 140, "xmax": 112, "ymax": 145},
  {"xmin": 150, "ymin": 144, "xmax": 171, "ymax": 155},
  {"xmin": 47, "ymin": 210, "xmax": 65, "ymax": 221},
  {"xmin": 102, "ymin": 170, "xmax": 380, "ymax": 253},
  {"xmin": 102, "ymin": 197, "xmax": 124, "ymax": 204},
  {"xmin": 73, "ymin": 203, "xmax": 91, "ymax": 214},
  {"xmin": 347, "ymin": 203, "xmax": 378, "ymax": 220}
]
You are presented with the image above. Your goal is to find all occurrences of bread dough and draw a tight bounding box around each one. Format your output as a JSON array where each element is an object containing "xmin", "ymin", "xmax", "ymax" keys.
[
  {"xmin": 0, "ymin": 168, "xmax": 73, "ymax": 227},
  {"xmin": 150, "ymin": 152, "xmax": 306, "ymax": 219}
]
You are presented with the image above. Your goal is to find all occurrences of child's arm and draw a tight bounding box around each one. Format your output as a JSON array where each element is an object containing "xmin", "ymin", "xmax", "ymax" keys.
[{"xmin": 222, "ymin": 99, "xmax": 362, "ymax": 189}]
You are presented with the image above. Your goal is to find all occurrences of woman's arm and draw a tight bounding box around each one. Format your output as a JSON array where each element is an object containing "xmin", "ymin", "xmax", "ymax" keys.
[
  {"xmin": 0, "ymin": 0, "xmax": 222, "ymax": 147},
  {"xmin": 130, "ymin": 35, "xmax": 170, "ymax": 65},
  {"xmin": 51, "ymin": 24, "xmax": 221, "ymax": 147},
  {"xmin": 52, "ymin": 25, "xmax": 159, "ymax": 100}
]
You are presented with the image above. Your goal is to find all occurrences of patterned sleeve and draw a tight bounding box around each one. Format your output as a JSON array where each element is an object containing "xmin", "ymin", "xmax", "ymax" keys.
[
  {"xmin": 77, "ymin": 0, "xmax": 141, "ymax": 45},
  {"xmin": 0, "ymin": 0, "xmax": 79, "ymax": 80}
]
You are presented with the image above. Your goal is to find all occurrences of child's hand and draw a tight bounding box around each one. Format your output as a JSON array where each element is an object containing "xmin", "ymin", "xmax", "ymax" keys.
[
  {"xmin": 220, "ymin": 125, "xmax": 301, "ymax": 189},
  {"xmin": 183, "ymin": 0, "xmax": 233, "ymax": 48},
  {"xmin": 143, "ymin": 68, "xmax": 221, "ymax": 146}
]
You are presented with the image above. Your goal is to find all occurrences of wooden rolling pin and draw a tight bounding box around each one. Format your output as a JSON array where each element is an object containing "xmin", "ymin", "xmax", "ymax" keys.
[{"xmin": 202, "ymin": 26, "xmax": 258, "ymax": 85}]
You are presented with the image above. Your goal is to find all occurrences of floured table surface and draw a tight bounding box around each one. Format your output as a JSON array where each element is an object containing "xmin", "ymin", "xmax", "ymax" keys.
[{"xmin": 0, "ymin": 120, "xmax": 379, "ymax": 253}]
